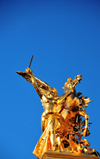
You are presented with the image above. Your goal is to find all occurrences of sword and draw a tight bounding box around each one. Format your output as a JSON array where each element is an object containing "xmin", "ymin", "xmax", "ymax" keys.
[{"xmin": 29, "ymin": 55, "xmax": 33, "ymax": 68}]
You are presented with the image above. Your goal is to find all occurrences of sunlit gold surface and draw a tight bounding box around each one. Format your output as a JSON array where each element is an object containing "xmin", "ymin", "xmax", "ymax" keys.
[
  {"xmin": 16, "ymin": 62, "xmax": 99, "ymax": 159},
  {"xmin": 42, "ymin": 151, "xmax": 99, "ymax": 159}
]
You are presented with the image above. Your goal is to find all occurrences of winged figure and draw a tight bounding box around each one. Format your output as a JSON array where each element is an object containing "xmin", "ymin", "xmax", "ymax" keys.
[
  {"xmin": 16, "ymin": 58, "xmax": 99, "ymax": 158},
  {"xmin": 16, "ymin": 67, "xmax": 72, "ymax": 158}
]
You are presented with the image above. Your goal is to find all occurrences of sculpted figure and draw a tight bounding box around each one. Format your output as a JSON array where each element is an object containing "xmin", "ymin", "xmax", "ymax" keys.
[
  {"xmin": 62, "ymin": 75, "xmax": 91, "ymax": 137},
  {"xmin": 17, "ymin": 66, "xmax": 71, "ymax": 158},
  {"xmin": 56, "ymin": 75, "xmax": 99, "ymax": 155},
  {"xmin": 16, "ymin": 57, "xmax": 99, "ymax": 158}
]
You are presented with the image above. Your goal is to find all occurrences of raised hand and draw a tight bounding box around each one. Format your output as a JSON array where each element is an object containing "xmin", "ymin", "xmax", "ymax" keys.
[{"xmin": 25, "ymin": 67, "xmax": 33, "ymax": 74}]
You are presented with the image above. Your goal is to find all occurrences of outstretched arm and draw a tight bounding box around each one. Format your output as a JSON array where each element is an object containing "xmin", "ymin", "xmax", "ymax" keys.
[
  {"xmin": 56, "ymin": 89, "xmax": 72, "ymax": 104},
  {"xmin": 25, "ymin": 67, "xmax": 43, "ymax": 99},
  {"xmin": 72, "ymin": 75, "xmax": 82, "ymax": 88}
]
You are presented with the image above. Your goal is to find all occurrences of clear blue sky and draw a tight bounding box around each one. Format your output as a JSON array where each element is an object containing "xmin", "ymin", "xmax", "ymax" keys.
[{"xmin": 0, "ymin": 0, "xmax": 100, "ymax": 159}]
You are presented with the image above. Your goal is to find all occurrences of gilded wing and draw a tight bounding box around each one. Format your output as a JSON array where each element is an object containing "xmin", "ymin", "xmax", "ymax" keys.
[
  {"xmin": 16, "ymin": 71, "xmax": 53, "ymax": 98},
  {"xmin": 16, "ymin": 71, "xmax": 32, "ymax": 83}
]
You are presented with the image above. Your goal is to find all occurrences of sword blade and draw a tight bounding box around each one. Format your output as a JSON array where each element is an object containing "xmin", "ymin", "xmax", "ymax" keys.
[{"xmin": 29, "ymin": 55, "xmax": 33, "ymax": 68}]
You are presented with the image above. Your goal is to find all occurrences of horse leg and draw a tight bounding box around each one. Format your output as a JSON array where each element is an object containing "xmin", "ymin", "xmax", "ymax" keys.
[{"xmin": 78, "ymin": 110, "xmax": 90, "ymax": 136}]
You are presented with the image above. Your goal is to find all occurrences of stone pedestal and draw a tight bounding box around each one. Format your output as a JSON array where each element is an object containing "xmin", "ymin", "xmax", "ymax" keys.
[{"xmin": 42, "ymin": 151, "xmax": 99, "ymax": 159}]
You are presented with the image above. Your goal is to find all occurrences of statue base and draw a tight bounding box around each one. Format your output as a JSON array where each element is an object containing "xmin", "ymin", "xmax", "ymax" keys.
[{"xmin": 41, "ymin": 151, "xmax": 99, "ymax": 159}]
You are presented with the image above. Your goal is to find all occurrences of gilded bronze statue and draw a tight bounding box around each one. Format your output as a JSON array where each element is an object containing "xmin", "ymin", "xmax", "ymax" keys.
[{"xmin": 16, "ymin": 56, "xmax": 99, "ymax": 158}]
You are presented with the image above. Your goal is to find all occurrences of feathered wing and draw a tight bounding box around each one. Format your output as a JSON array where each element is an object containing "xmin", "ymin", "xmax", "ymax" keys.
[{"xmin": 16, "ymin": 71, "xmax": 53, "ymax": 98}]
